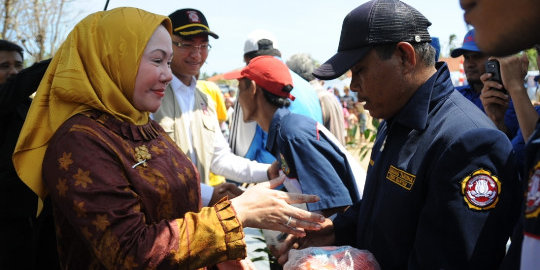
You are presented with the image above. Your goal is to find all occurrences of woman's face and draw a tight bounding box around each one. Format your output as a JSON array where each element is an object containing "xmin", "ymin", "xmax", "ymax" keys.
[{"xmin": 133, "ymin": 25, "xmax": 173, "ymax": 112}]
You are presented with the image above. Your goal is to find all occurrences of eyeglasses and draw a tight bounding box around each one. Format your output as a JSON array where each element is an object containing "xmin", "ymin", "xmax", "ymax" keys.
[{"xmin": 172, "ymin": 41, "xmax": 211, "ymax": 53}]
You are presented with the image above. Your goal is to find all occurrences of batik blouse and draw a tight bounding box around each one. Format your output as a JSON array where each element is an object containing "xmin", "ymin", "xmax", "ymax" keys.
[{"xmin": 42, "ymin": 110, "xmax": 246, "ymax": 270}]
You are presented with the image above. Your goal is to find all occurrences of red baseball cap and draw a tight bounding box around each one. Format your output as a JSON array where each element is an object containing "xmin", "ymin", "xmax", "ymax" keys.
[{"xmin": 224, "ymin": 55, "xmax": 295, "ymax": 100}]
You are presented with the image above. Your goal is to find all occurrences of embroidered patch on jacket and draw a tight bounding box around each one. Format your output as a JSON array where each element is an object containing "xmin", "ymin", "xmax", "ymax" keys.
[
  {"xmin": 461, "ymin": 169, "xmax": 500, "ymax": 210},
  {"xmin": 386, "ymin": 165, "xmax": 416, "ymax": 190},
  {"xmin": 280, "ymin": 153, "xmax": 290, "ymax": 175},
  {"xmin": 525, "ymin": 162, "xmax": 540, "ymax": 218}
]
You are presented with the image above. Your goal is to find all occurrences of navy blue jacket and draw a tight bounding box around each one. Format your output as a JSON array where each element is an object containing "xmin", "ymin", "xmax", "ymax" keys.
[
  {"xmin": 456, "ymin": 84, "xmax": 519, "ymax": 138},
  {"xmin": 266, "ymin": 108, "xmax": 361, "ymax": 212},
  {"xmin": 333, "ymin": 63, "xmax": 521, "ymax": 269},
  {"xmin": 524, "ymin": 120, "xmax": 540, "ymax": 237}
]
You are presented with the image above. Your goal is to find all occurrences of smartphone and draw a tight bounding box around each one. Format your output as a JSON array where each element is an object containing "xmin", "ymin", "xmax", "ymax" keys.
[{"xmin": 485, "ymin": 59, "xmax": 508, "ymax": 94}]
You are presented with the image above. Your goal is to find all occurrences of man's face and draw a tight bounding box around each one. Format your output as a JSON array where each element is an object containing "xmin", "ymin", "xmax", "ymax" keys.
[
  {"xmin": 349, "ymin": 48, "xmax": 406, "ymax": 120},
  {"xmin": 460, "ymin": 0, "xmax": 540, "ymax": 55},
  {"xmin": 462, "ymin": 51, "xmax": 489, "ymax": 86},
  {"xmin": 0, "ymin": 50, "xmax": 23, "ymax": 84},
  {"xmin": 170, "ymin": 34, "xmax": 209, "ymax": 84}
]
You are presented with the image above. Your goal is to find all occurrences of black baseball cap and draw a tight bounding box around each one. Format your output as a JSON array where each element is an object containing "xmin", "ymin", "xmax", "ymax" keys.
[
  {"xmin": 313, "ymin": 0, "xmax": 431, "ymax": 80},
  {"xmin": 168, "ymin": 8, "xmax": 218, "ymax": 39}
]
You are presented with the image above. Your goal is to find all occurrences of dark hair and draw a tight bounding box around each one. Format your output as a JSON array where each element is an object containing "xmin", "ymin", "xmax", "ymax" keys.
[
  {"xmin": 244, "ymin": 39, "xmax": 281, "ymax": 63},
  {"xmin": 261, "ymin": 84, "xmax": 292, "ymax": 108},
  {"xmin": 0, "ymin": 40, "xmax": 23, "ymax": 59},
  {"xmin": 373, "ymin": 42, "xmax": 435, "ymax": 66}
]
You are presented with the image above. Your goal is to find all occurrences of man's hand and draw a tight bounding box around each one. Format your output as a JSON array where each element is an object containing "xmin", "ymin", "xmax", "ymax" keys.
[
  {"xmin": 480, "ymin": 55, "xmax": 529, "ymax": 136},
  {"xmin": 497, "ymin": 54, "xmax": 528, "ymax": 96},
  {"xmin": 479, "ymin": 74, "xmax": 509, "ymax": 133},
  {"xmin": 209, "ymin": 182, "xmax": 244, "ymax": 206},
  {"xmin": 274, "ymin": 218, "xmax": 335, "ymax": 265},
  {"xmin": 267, "ymin": 160, "xmax": 280, "ymax": 180}
]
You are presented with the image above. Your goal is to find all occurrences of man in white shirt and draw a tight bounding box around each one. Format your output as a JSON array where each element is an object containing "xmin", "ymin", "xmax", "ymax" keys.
[{"xmin": 153, "ymin": 8, "xmax": 277, "ymax": 207}]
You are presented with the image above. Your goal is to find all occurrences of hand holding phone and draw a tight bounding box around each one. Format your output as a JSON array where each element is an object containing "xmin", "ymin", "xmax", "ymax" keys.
[{"xmin": 485, "ymin": 59, "xmax": 508, "ymax": 94}]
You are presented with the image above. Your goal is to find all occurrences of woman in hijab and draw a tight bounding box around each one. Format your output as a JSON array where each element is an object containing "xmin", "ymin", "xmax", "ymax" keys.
[{"xmin": 13, "ymin": 7, "xmax": 323, "ymax": 269}]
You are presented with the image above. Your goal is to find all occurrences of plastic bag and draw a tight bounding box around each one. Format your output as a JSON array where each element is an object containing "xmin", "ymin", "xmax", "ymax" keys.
[{"xmin": 283, "ymin": 246, "xmax": 380, "ymax": 270}]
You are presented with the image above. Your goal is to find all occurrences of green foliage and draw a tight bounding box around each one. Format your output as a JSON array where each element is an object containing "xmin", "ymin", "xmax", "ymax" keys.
[
  {"xmin": 359, "ymin": 117, "xmax": 380, "ymax": 160},
  {"xmin": 446, "ymin": 33, "xmax": 459, "ymax": 57},
  {"xmin": 525, "ymin": 48, "xmax": 538, "ymax": 71},
  {"xmin": 250, "ymin": 230, "xmax": 278, "ymax": 264}
]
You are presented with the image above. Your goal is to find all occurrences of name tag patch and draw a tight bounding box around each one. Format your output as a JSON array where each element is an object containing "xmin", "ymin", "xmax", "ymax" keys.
[
  {"xmin": 386, "ymin": 165, "xmax": 416, "ymax": 190},
  {"xmin": 461, "ymin": 169, "xmax": 500, "ymax": 211}
]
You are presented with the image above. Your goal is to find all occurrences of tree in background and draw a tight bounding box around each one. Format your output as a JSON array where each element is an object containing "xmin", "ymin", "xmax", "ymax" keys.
[{"xmin": 1, "ymin": 0, "xmax": 77, "ymax": 63}]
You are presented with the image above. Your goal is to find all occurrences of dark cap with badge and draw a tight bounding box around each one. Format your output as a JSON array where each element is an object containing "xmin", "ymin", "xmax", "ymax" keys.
[
  {"xmin": 168, "ymin": 8, "xmax": 219, "ymax": 39},
  {"xmin": 313, "ymin": 0, "xmax": 431, "ymax": 80}
]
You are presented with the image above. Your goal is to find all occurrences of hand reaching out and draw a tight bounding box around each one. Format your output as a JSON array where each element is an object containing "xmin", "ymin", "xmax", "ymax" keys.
[{"xmin": 230, "ymin": 175, "xmax": 325, "ymax": 237}]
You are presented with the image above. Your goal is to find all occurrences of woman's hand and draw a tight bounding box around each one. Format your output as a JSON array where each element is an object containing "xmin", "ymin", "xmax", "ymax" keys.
[{"xmin": 230, "ymin": 175, "xmax": 325, "ymax": 237}]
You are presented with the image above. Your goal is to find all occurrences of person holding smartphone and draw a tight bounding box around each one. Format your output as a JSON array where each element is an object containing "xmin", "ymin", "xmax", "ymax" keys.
[
  {"xmin": 480, "ymin": 53, "xmax": 540, "ymax": 168},
  {"xmin": 451, "ymin": 29, "xmax": 519, "ymax": 138}
]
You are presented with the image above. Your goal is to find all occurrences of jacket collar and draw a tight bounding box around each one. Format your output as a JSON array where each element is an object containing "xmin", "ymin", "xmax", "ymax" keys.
[
  {"xmin": 390, "ymin": 62, "xmax": 454, "ymax": 131},
  {"xmin": 266, "ymin": 107, "xmax": 290, "ymax": 155}
]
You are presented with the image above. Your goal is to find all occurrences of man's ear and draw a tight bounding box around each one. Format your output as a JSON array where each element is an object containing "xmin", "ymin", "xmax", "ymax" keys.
[
  {"xmin": 395, "ymin": 42, "xmax": 416, "ymax": 73},
  {"xmin": 240, "ymin": 78, "xmax": 256, "ymax": 94}
]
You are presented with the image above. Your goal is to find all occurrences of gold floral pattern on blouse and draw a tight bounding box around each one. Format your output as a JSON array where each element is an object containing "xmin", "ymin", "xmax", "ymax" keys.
[
  {"xmin": 177, "ymin": 172, "xmax": 186, "ymax": 184},
  {"xmin": 122, "ymin": 256, "xmax": 139, "ymax": 270},
  {"xmin": 74, "ymin": 168, "xmax": 93, "ymax": 188},
  {"xmin": 81, "ymin": 226, "xmax": 93, "ymax": 240},
  {"xmin": 73, "ymin": 200, "xmax": 87, "ymax": 218},
  {"xmin": 56, "ymin": 178, "xmax": 68, "ymax": 197},
  {"xmin": 185, "ymin": 165, "xmax": 194, "ymax": 179},
  {"xmin": 150, "ymin": 144, "xmax": 164, "ymax": 155},
  {"xmin": 58, "ymin": 152, "xmax": 73, "ymax": 171},
  {"xmin": 134, "ymin": 145, "xmax": 151, "ymax": 167},
  {"xmin": 92, "ymin": 214, "xmax": 111, "ymax": 231},
  {"xmin": 96, "ymin": 230, "xmax": 121, "ymax": 268}
]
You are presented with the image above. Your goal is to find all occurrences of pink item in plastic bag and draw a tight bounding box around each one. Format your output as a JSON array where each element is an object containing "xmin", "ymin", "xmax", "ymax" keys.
[{"xmin": 284, "ymin": 246, "xmax": 380, "ymax": 270}]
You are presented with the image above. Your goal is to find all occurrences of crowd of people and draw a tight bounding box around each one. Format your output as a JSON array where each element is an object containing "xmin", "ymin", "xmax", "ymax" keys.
[{"xmin": 2, "ymin": 0, "xmax": 540, "ymax": 269}]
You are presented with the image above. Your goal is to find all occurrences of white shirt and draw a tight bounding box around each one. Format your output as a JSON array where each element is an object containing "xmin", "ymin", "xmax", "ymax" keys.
[{"xmin": 156, "ymin": 75, "xmax": 270, "ymax": 206}]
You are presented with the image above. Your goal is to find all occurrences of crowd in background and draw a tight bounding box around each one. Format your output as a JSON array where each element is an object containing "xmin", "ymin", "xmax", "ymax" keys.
[{"xmin": 3, "ymin": 0, "xmax": 540, "ymax": 269}]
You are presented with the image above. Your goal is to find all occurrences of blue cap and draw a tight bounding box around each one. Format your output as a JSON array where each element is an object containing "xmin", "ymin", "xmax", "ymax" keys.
[{"xmin": 451, "ymin": 29, "xmax": 480, "ymax": 57}]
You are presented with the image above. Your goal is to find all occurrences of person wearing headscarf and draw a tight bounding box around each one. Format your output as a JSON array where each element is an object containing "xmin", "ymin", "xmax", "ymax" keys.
[{"xmin": 13, "ymin": 7, "xmax": 323, "ymax": 269}]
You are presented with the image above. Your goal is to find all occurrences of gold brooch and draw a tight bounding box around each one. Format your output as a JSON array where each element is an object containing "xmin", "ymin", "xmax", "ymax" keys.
[{"xmin": 133, "ymin": 145, "xmax": 152, "ymax": 168}]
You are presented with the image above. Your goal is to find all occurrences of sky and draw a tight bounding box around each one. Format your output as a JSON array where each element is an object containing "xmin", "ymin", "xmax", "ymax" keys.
[{"xmin": 75, "ymin": 0, "xmax": 469, "ymax": 75}]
